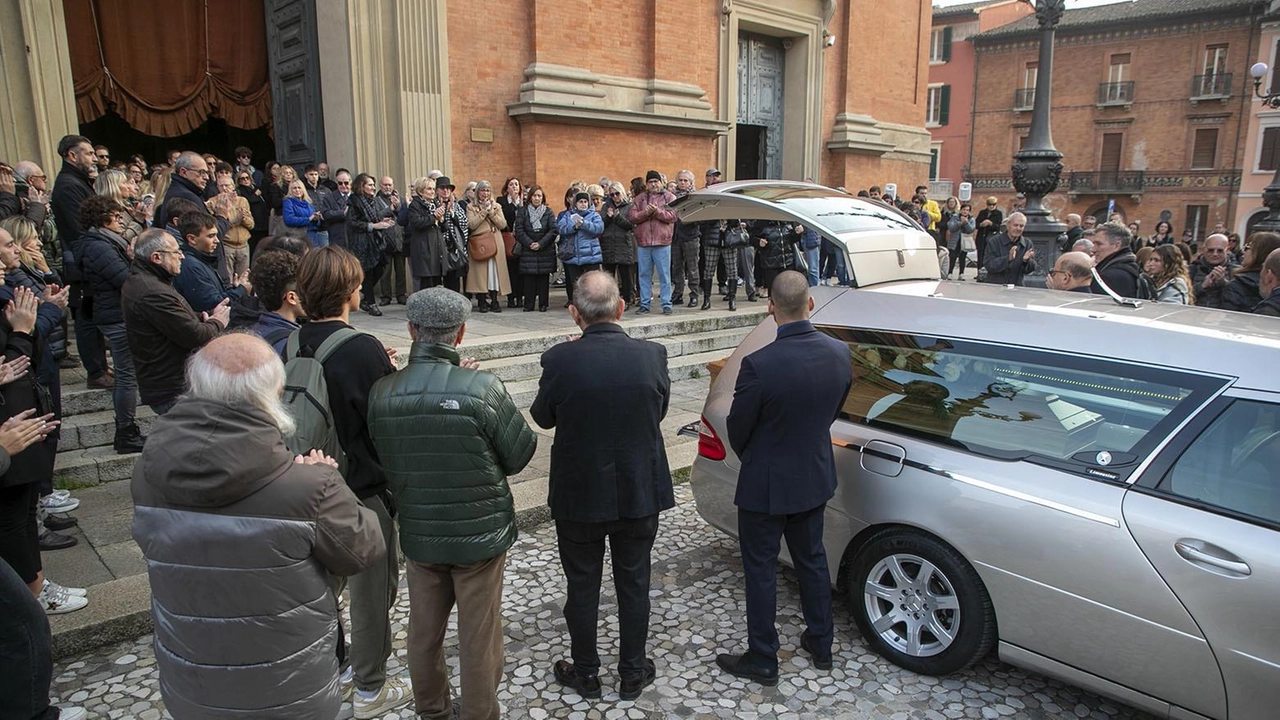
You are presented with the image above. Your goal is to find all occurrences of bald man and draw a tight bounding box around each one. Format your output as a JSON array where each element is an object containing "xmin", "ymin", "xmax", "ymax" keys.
[
  {"xmin": 1047, "ymin": 251, "xmax": 1095, "ymax": 293},
  {"xmin": 133, "ymin": 333, "xmax": 385, "ymax": 720},
  {"xmin": 1190, "ymin": 233, "xmax": 1238, "ymax": 309}
]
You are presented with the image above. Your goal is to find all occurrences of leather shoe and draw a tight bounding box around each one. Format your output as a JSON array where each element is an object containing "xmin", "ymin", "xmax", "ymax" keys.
[
  {"xmin": 552, "ymin": 659, "xmax": 601, "ymax": 699},
  {"xmin": 378, "ymin": 296, "xmax": 392, "ymax": 306},
  {"xmin": 687, "ymin": 293, "xmax": 699, "ymax": 308},
  {"xmin": 44, "ymin": 514, "xmax": 78, "ymax": 531},
  {"xmin": 715, "ymin": 652, "xmax": 778, "ymax": 686},
  {"xmin": 800, "ymin": 635, "xmax": 833, "ymax": 670},
  {"xmin": 363, "ymin": 303, "xmax": 383, "ymax": 317},
  {"xmin": 86, "ymin": 374, "xmax": 114, "ymax": 390},
  {"xmin": 39, "ymin": 529, "xmax": 77, "ymax": 551},
  {"xmin": 396, "ymin": 295, "xmax": 408, "ymax": 305},
  {"xmin": 619, "ymin": 658, "xmax": 656, "ymax": 700}
]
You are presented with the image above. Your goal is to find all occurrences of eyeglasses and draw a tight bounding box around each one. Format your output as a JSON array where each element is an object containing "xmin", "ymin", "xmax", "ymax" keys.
[
  {"xmin": 186, "ymin": 168, "xmax": 210, "ymax": 177},
  {"xmin": 336, "ymin": 181, "xmax": 351, "ymax": 186},
  {"xmin": 1204, "ymin": 248, "xmax": 1226, "ymax": 254},
  {"xmin": 609, "ymin": 192, "xmax": 622, "ymax": 197},
  {"xmin": 1047, "ymin": 269, "xmax": 1070, "ymax": 278}
]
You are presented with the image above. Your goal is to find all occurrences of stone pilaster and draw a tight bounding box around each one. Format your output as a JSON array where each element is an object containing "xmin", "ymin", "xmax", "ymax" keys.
[{"xmin": 0, "ymin": 0, "xmax": 78, "ymax": 169}]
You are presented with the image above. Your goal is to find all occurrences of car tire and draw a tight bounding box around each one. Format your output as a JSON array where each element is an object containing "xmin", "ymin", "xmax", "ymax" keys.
[{"xmin": 846, "ymin": 529, "xmax": 996, "ymax": 676}]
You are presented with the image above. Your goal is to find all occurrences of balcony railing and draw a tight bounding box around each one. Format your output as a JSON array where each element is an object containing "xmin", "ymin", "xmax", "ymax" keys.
[
  {"xmin": 1013, "ymin": 88, "xmax": 1035, "ymax": 111},
  {"xmin": 963, "ymin": 174, "xmax": 1014, "ymax": 190},
  {"xmin": 1097, "ymin": 81, "xmax": 1135, "ymax": 106},
  {"xmin": 1067, "ymin": 171, "xmax": 1145, "ymax": 194},
  {"xmin": 1191, "ymin": 73, "xmax": 1233, "ymax": 99}
]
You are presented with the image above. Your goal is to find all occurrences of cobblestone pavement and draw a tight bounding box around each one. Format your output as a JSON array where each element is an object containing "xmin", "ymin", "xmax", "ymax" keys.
[{"xmin": 52, "ymin": 485, "xmax": 1155, "ymax": 720}]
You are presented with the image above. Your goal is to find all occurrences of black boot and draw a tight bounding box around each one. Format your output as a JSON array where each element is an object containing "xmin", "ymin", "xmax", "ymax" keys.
[
  {"xmin": 700, "ymin": 280, "xmax": 712, "ymax": 310},
  {"xmin": 489, "ymin": 293, "xmax": 502, "ymax": 313},
  {"xmin": 114, "ymin": 423, "xmax": 146, "ymax": 454},
  {"xmin": 687, "ymin": 291, "xmax": 699, "ymax": 308},
  {"xmin": 727, "ymin": 280, "xmax": 738, "ymax": 312}
]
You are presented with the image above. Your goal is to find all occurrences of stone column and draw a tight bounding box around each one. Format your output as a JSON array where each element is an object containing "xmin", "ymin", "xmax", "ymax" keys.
[
  {"xmin": 320, "ymin": 0, "xmax": 452, "ymax": 183},
  {"xmin": 0, "ymin": 0, "xmax": 79, "ymax": 170}
]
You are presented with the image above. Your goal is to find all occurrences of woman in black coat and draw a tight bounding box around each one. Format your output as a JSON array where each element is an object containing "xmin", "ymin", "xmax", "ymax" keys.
[
  {"xmin": 751, "ymin": 220, "xmax": 791, "ymax": 297},
  {"xmin": 514, "ymin": 185, "xmax": 558, "ymax": 312},
  {"xmin": 345, "ymin": 173, "xmax": 396, "ymax": 316},
  {"xmin": 497, "ymin": 177, "xmax": 524, "ymax": 308},
  {"xmin": 600, "ymin": 182, "xmax": 636, "ymax": 305},
  {"xmin": 236, "ymin": 170, "xmax": 270, "ymax": 251},
  {"xmin": 406, "ymin": 178, "xmax": 449, "ymax": 289},
  {"xmin": 1221, "ymin": 232, "xmax": 1280, "ymax": 312}
]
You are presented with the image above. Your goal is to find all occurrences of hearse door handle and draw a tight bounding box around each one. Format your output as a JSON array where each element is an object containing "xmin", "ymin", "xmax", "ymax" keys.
[{"xmin": 1174, "ymin": 540, "xmax": 1251, "ymax": 577}]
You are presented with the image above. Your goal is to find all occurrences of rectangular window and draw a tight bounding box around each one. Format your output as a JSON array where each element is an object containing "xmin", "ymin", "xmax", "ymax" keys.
[
  {"xmin": 1204, "ymin": 44, "xmax": 1229, "ymax": 76},
  {"xmin": 930, "ymin": 27, "xmax": 953, "ymax": 63},
  {"xmin": 1192, "ymin": 128, "xmax": 1218, "ymax": 169},
  {"xmin": 1108, "ymin": 53, "xmax": 1131, "ymax": 83},
  {"xmin": 1260, "ymin": 127, "xmax": 1280, "ymax": 172},
  {"xmin": 1271, "ymin": 39, "xmax": 1280, "ymax": 95},
  {"xmin": 1159, "ymin": 400, "xmax": 1280, "ymax": 526},
  {"xmin": 818, "ymin": 329, "xmax": 1217, "ymax": 467},
  {"xmin": 1024, "ymin": 62, "xmax": 1039, "ymax": 90},
  {"xmin": 927, "ymin": 85, "xmax": 950, "ymax": 127},
  {"xmin": 930, "ymin": 144, "xmax": 942, "ymax": 180},
  {"xmin": 1186, "ymin": 205, "xmax": 1209, "ymax": 245}
]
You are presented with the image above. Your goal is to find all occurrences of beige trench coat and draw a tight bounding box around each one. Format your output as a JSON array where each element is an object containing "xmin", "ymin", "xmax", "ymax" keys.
[{"xmin": 464, "ymin": 200, "xmax": 510, "ymax": 294}]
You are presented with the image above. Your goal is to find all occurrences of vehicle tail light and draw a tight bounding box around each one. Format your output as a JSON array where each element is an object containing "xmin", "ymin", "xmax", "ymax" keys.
[{"xmin": 697, "ymin": 415, "xmax": 727, "ymax": 461}]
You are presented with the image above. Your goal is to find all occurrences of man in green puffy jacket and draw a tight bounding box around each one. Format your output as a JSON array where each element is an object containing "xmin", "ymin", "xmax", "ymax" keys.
[{"xmin": 367, "ymin": 287, "xmax": 536, "ymax": 720}]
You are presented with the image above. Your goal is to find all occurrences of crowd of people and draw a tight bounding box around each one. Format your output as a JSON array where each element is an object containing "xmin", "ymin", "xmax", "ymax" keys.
[{"xmin": 2, "ymin": 133, "xmax": 1278, "ymax": 719}]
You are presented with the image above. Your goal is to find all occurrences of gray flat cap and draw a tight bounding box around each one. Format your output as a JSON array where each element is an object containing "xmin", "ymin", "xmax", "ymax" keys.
[{"xmin": 406, "ymin": 287, "xmax": 470, "ymax": 331}]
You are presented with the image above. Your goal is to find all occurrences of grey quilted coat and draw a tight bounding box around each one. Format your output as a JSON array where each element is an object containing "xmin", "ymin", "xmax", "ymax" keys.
[{"xmin": 131, "ymin": 398, "xmax": 386, "ymax": 720}]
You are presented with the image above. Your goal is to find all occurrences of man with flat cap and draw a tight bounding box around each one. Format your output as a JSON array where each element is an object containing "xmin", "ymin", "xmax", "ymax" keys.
[{"xmin": 367, "ymin": 287, "xmax": 536, "ymax": 720}]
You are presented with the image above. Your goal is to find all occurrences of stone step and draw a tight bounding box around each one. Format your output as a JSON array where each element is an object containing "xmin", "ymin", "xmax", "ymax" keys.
[
  {"xmin": 58, "ymin": 408, "xmax": 158, "ymax": 453},
  {"xmin": 479, "ymin": 326, "xmax": 752, "ymax": 383},
  {"xmin": 504, "ymin": 349, "xmax": 730, "ymax": 407},
  {"xmin": 463, "ymin": 308, "xmax": 766, "ymax": 361},
  {"xmin": 62, "ymin": 383, "xmax": 114, "ymax": 417},
  {"xmin": 54, "ymin": 446, "xmax": 140, "ymax": 489}
]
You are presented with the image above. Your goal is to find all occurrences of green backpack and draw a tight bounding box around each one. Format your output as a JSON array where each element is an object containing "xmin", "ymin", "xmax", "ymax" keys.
[{"xmin": 281, "ymin": 327, "xmax": 362, "ymax": 475}]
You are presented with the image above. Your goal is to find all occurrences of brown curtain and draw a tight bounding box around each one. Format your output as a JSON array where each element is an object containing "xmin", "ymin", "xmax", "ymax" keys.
[{"xmin": 63, "ymin": 0, "xmax": 271, "ymax": 137}]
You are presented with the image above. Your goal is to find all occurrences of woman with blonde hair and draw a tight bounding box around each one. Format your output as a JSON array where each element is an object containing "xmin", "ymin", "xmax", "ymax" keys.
[
  {"xmin": 600, "ymin": 180, "xmax": 636, "ymax": 304},
  {"xmin": 95, "ymin": 169, "xmax": 149, "ymax": 244},
  {"xmin": 282, "ymin": 179, "xmax": 322, "ymax": 248},
  {"xmin": 406, "ymin": 176, "xmax": 449, "ymax": 289},
  {"xmin": 266, "ymin": 164, "xmax": 296, "ymax": 236},
  {"xmin": 149, "ymin": 167, "xmax": 172, "ymax": 211},
  {"xmin": 1143, "ymin": 244, "xmax": 1194, "ymax": 305},
  {"xmin": 465, "ymin": 180, "xmax": 510, "ymax": 312}
]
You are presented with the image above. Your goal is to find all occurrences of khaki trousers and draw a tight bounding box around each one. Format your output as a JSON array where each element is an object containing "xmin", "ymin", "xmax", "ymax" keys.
[{"xmin": 406, "ymin": 552, "xmax": 507, "ymax": 720}]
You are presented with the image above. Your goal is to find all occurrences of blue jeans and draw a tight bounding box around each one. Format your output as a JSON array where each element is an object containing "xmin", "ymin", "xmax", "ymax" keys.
[
  {"xmin": 636, "ymin": 245, "xmax": 672, "ymax": 310},
  {"xmin": 803, "ymin": 247, "xmax": 821, "ymax": 287},
  {"xmin": 97, "ymin": 322, "xmax": 137, "ymax": 429}
]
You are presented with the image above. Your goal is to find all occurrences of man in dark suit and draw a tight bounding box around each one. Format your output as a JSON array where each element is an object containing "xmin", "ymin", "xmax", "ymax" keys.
[
  {"xmin": 531, "ymin": 270, "xmax": 674, "ymax": 702},
  {"xmin": 319, "ymin": 169, "xmax": 352, "ymax": 250},
  {"xmin": 717, "ymin": 270, "xmax": 853, "ymax": 685}
]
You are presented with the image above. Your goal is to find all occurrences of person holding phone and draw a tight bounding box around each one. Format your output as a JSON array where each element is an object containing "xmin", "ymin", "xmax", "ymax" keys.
[{"xmin": 946, "ymin": 202, "xmax": 976, "ymax": 280}]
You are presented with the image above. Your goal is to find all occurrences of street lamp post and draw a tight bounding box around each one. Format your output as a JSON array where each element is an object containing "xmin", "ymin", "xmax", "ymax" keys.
[
  {"xmin": 1250, "ymin": 61, "xmax": 1280, "ymax": 232},
  {"xmin": 1011, "ymin": 0, "xmax": 1067, "ymax": 284}
]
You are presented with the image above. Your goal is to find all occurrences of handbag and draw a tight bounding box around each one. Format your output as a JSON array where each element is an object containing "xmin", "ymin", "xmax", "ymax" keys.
[
  {"xmin": 961, "ymin": 233, "xmax": 976, "ymax": 253},
  {"xmin": 502, "ymin": 231, "xmax": 518, "ymax": 258},
  {"xmin": 385, "ymin": 223, "xmax": 404, "ymax": 254},
  {"xmin": 469, "ymin": 232, "xmax": 497, "ymax": 261},
  {"xmin": 725, "ymin": 226, "xmax": 751, "ymax": 248}
]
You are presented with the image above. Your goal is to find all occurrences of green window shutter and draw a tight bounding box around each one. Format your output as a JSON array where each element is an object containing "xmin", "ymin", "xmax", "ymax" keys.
[
  {"xmin": 939, "ymin": 85, "xmax": 951, "ymax": 126},
  {"xmin": 942, "ymin": 27, "xmax": 953, "ymax": 62}
]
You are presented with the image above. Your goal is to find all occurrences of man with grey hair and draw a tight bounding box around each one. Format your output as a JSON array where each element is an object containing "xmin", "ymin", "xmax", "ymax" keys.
[
  {"xmin": 981, "ymin": 211, "xmax": 1036, "ymax": 285},
  {"xmin": 670, "ymin": 169, "xmax": 702, "ymax": 307},
  {"xmin": 1047, "ymin": 251, "xmax": 1095, "ymax": 294},
  {"xmin": 132, "ymin": 333, "xmax": 385, "ymax": 720},
  {"xmin": 1071, "ymin": 237, "xmax": 1095, "ymax": 256},
  {"xmin": 122, "ymin": 228, "xmax": 229, "ymax": 415},
  {"xmin": 368, "ymin": 287, "xmax": 536, "ymax": 720},
  {"xmin": 531, "ymin": 271, "xmax": 673, "ymax": 701},
  {"xmin": 1090, "ymin": 221, "xmax": 1143, "ymax": 298}
]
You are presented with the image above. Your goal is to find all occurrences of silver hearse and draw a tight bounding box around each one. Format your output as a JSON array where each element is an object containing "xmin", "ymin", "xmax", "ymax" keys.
[{"xmin": 674, "ymin": 181, "xmax": 1280, "ymax": 720}]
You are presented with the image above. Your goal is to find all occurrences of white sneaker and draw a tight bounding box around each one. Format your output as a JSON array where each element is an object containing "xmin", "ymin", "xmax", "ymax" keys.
[
  {"xmin": 39, "ymin": 580, "xmax": 88, "ymax": 614},
  {"xmin": 39, "ymin": 493, "xmax": 79, "ymax": 514},
  {"xmin": 340, "ymin": 666, "xmax": 354, "ymax": 700},
  {"xmin": 55, "ymin": 707, "xmax": 86, "ymax": 720},
  {"xmin": 353, "ymin": 676, "xmax": 413, "ymax": 719},
  {"xmin": 44, "ymin": 579, "xmax": 87, "ymax": 598}
]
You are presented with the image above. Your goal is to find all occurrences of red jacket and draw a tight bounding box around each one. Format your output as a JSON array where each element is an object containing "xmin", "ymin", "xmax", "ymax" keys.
[{"xmin": 627, "ymin": 190, "xmax": 677, "ymax": 247}]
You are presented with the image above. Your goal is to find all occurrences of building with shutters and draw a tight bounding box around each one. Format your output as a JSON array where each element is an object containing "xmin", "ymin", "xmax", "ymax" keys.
[
  {"xmin": 0, "ymin": 0, "xmax": 936, "ymax": 198},
  {"xmin": 1235, "ymin": 12, "xmax": 1280, "ymax": 235},
  {"xmin": 926, "ymin": 1, "xmax": 1033, "ymax": 198},
  {"xmin": 966, "ymin": 0, "xmax": 1270, "ymax": 244}
]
